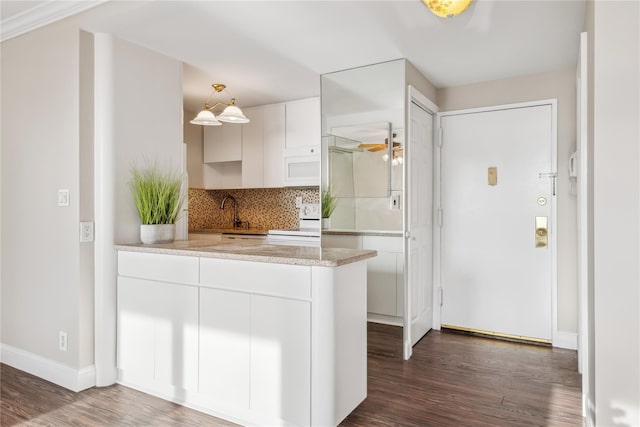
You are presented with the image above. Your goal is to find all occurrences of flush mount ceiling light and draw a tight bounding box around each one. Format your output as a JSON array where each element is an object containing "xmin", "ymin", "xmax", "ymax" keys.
[
  {"xmin": 190, "ymin": 83, "xmax": 250, "ymax": 126},
  {"xmin": 422, "ymin": 0, "xmax": 472, "ymax": 18}
]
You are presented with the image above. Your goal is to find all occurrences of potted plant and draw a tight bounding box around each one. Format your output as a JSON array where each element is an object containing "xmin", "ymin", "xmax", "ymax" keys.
[
  {"xmin": 130, "ymin": 163, "xmax": 185, "ymax": 244},
  {"xmin": 321, "ymin": 188, "xmax": 337, "ymax": 229}
]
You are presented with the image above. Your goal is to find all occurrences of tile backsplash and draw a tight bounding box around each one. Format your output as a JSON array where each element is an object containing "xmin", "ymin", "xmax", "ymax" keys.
[{"xmin": 188, "ymin": 187, "xmax": 320, "ymax": 230}]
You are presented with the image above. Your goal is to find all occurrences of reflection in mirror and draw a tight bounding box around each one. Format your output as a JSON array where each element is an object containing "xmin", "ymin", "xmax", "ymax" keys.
[
  {"xmin": 321, "ymin": 59, "xmax": 405, "ymax": 233},
  {"xmin": 325, "ymin": 122, "xmax": 403, "ymax": 231}
]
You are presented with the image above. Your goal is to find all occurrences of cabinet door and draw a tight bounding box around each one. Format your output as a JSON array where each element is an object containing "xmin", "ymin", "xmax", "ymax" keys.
[
  {"xmin": 117, "ymin": 277, "xmax": 199, "ymax": 390},
  {"xmin": 250, "ymin": 295, "xmax": 310, "ymax": 426},
  {"xmin": 263, "ymin": 103, "xmax": 285, "ymax": 187},
  {"xmin": 285, "ymin": 98, "xmax": 320, "ymax": 150},
  {"xmin": 366, "ymin": 251, "xmax": 398, "ymax": 316},
  {"xmin": 203, "ymin": 123, "xmax": 242, "ymax": 163},
  {"xmin": 200, "ymin": 288, "xmax": 250, "ymax": 410},
  {"xmin": 241, "ymin": 107, "xmax": 264, "ymax": 188}
]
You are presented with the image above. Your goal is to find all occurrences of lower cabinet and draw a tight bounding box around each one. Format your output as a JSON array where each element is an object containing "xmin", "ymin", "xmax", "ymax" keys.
[
  {"xmin": 199, "ymin": 288, "xmax": 311, "ymax": 426},
  {"xmin": 250, "ymin": 295, "xmax": 311, "ymax": 425},
  {"xmin": 117, "ymin": 277, "xmax": 199, "ymax": 391},
  {"xmin": 199, "ymin": 288, "xmax": 251, "ymax": 410},
  {"xmin": 117, "ymin": 250, "xmax": 365, "ymax": 427}
]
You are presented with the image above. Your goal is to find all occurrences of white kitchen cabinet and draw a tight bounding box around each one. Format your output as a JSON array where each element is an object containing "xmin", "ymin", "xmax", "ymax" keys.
[
  {"xmin": 203, "ymin": 122, "xmax": 242, "ymax": 163},
  {"xmin": 117, "ymin": 248, "xmax": 368, "ymax": 427},
  {"xmin": 250, "ymin": 295, "xmax": 311, "ymax": 426},
  {"xmin": 241, "ymin": 107, "xmax": 264, "ymax": 188},
  {"xmin": 323, "ymin": 234, "xmax": 404, "ymax": 325},
  {"xmin": 285, "ymin": 98, "xmax": 320, "ymax": 150},
  {"xmin": 263, "ymin": 103, "xmax": 285, "ymax": 187},
  {"xmin": 366, "ymin": 251, "xmax": 398, "ymax": 316},
  {"xmin": 117, "ymin": 276, "xmax": 199, "ymax": 390},
  {"xmin": 199, "ymin": 288, "xmax": 250, "ymax": 410},
  {"xmin": 283, "ymin": 98, "xmax": 320, "ymax": 187}
]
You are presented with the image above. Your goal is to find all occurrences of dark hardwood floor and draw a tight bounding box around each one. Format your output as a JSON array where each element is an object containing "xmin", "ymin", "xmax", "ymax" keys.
[{"xmin": 1, "ymin": 324, "xmax": 582, "ymax": 426}]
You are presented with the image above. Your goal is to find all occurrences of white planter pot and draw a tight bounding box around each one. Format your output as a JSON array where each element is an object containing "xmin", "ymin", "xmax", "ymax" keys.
[
  {"xmin": 140, "ymin": 224, "xmax": 175, "ymax": 244},
  {"xmin": 322, "ymin": 218, "xmax": 331, "ymax": 230}
]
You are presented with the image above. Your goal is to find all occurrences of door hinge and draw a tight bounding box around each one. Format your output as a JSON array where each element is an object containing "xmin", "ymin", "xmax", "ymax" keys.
[
  {"xmin": 438, "ymin": 208, "xmax": 443, "ymax": 227},
  {"xmin": 438, "ymin": 127, "xmax": 443, "ymax": 147},
  {"xmin": 439, "ymin": 287, "xmax": 443, "ymax": 307}
]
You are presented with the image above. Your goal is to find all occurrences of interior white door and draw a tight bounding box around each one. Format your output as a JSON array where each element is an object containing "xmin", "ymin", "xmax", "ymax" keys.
[
  {"xmin": 440, "ymin": 104, "xmax": 554, "ymax": 342},
  {"xmin": 404, "ymin": 101, "xmax": 434, "ymax": 358}
]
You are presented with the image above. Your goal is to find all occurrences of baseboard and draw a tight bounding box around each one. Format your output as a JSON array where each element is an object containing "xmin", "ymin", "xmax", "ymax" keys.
[
  {"xmin": 554, "ymin": 331, "xmax": 578, "ymax": 350},
  {"xmin": 367, "ymin": 313, "xmax": 403, "ymax": 327},
  {"xmin": 584, "ymin": 394, "xmax": 595, "ymax": 427},
  {"xmin": 0, "ymin": 343, "xmax": 95, "ymax": 392}
]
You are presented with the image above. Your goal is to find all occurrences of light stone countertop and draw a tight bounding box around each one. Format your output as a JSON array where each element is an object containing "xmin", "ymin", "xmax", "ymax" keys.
[
  {"xmin": 115, "ymin": 240, "xmax": 376, "ymax": 267},
  {"xmin": 323, "ymin": 229, "xmax": 403, "ymax": 237}
]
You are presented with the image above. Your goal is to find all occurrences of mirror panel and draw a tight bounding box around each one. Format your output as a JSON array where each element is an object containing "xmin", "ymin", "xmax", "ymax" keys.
[{"xmin": 321, "ymin": 60, "xmax": 405, "ymax": 232}]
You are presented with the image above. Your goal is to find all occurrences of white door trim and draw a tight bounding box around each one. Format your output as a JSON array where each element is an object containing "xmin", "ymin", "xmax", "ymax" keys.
[
  {"xmin": 403, "ymin": 85, "xmax": 438, "ymax": 360},
  {"xmin": 435, "ymin": 99, "xmax": 560, "ymax": 347}
]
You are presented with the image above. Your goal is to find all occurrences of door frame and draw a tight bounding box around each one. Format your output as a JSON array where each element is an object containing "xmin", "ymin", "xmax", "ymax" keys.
[
  {"xmin": 403, "ymin": 85, "xmax": 438, "ymax": 360},
  {"xmin": 434, "ymin": 99, "xmax": 559, "ymax": 346}
]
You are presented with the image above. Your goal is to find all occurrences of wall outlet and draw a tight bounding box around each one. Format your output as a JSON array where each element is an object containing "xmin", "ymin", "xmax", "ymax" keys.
[
  {"xmin": 59, "ymin": 331, "xmax": 68, "ymax": 352},
  {"xmin": 80, "ymin": 221, "xmax": 94, "ymax": 242},
  {"xmin": 57, "ymin": 189, "xmax": 69, "ymax": 207},
  {"xmin": 390, "ymin": 194, "xmax": 401, "ymax": 210},
  {"xmin": 295, "ymin": 196, "xmax": 302, "ymax": 208}
]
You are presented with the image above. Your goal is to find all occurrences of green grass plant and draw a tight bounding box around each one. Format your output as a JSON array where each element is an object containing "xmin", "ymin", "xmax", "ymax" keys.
[
  {"xmin": 321, "ymin": 188, "xmax": 337, "ymax": 219},
  {"xmin": 130, "ymin": 163, "xmax": 184, "ymax": 224}
]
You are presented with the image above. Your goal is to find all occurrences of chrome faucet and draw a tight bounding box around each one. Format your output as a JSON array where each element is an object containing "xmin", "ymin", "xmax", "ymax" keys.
[{"xmin": 220, "ymin": 195, "xmax": 243, "ymax": 228}]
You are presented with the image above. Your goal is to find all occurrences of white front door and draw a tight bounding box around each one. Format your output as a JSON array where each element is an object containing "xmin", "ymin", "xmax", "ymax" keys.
[
  {"xmin": 440, "ymin": 102, "xmax": 556, "ymax": 342},
  {"xmin": 404, "ymin": 99, "xmax": 434, "ymax": 358}
]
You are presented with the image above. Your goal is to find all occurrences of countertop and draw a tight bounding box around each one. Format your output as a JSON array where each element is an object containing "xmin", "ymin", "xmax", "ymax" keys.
[
  {"xmin": 323, "ymin": 229, "xmax": 403, "ymax": 237},
  {"xmin": 115, "ymin": 240, "xmax": 376, "ymax": 267},
  {"xmin": 189, "ymin": 227, "xmax": 269, "ymax": 235}
]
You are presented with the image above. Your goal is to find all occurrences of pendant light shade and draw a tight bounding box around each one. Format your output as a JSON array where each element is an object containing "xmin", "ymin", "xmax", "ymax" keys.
[
  {"xmin": 190, "ymin": 109, "xmax": 222, "ymax": 126},
  {"xmin": 423, "ymin": 0, "xmax": 472, "ymax": 18},
  {"xmin": 217, "ymin": 103, "xmax": 250, "ymax": 123}
]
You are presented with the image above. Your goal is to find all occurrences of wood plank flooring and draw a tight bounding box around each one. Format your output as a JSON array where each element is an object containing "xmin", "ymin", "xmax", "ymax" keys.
[{"xmin": 1, "ymin": 324, "xmax": 582, "ymax": 426}]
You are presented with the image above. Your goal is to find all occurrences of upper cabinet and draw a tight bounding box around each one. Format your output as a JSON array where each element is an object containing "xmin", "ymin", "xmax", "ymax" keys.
[
  {"xmin": 241, "ymin": 107, "xmax": 266, "ymax": 188},
  {"xmin": 203, "ymin": 123, "xmax": 242, "ymax": 163},
  {"xmin": 197, "ymin": 98, "xmax": 319, "ymax": 189},
  {"xmin": 285, "ymin": 98, "xmax": 321, "ymax": 152},
  {"xmin": 262, "ymin": 103, "xmax": 286, "ymax": 188},
  {"xmin": 283, "ymin": 98, "xmax": 321, "ymax": 186}
]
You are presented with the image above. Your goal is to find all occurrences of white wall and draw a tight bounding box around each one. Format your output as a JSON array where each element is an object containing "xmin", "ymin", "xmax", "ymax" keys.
[
  {"xmin": 1, "ymin": 3, "xmax": 184, "ymax": 390},
  {"xmin": 437, "ymin": 69, "xmax": 578, "ymax": 335},
  {"xmin": 1, "ymin": 13, "xmax": 84, "ymax": 370},
  {"xmin": 592, "ymin": 1, "xmax": 640, "ymax": 425},
  {"xmin": 184, "ymin": 108, "xmax": 204, "ymax": 189}
]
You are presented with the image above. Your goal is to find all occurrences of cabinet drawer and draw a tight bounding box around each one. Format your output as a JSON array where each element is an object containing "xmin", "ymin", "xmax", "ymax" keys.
[
  {"xmin": 118, "ymin": 251, "xmax": 199, "ymax": 284},
  {"xmin": 200, "ymin": 258, "xmax": 311, "ymax": 299}
]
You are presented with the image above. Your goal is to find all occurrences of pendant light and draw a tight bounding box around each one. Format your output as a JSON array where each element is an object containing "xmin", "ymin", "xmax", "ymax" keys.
[{"xmin": 191, "ymin": 83, "xmax": 250, "ymax": 126}]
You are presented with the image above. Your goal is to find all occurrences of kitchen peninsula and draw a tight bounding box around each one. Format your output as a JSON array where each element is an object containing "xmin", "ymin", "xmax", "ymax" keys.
[{"xmin": 115, "ymin": 240, "xmax": 376, "ymax": 427}]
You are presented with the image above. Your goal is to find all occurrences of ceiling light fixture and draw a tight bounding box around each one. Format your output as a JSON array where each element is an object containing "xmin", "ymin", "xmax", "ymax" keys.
[
  {"xmin": 422, "ymin": 0, "xmax": 472, "ymax": 18},
  {"xmin": 190, "ymin": 83, "xmax": 250, "ymax": 126}
]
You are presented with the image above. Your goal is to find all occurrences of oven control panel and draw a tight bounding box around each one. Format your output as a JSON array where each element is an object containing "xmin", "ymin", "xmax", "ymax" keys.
[{"xmin": 300, "ymin": 203, "xmax": 320, "ymax": 220}]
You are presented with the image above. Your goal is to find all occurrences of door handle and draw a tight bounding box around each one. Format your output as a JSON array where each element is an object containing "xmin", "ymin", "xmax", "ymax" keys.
[{"xmin": 535, "ymin": 216, "xmax": 548, "ymax": 248}]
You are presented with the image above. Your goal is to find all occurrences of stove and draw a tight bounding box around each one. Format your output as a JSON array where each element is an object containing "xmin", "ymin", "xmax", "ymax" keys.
[{"xmin": 268, "ymin": 203, "xmax": 321, "ymax": 246}]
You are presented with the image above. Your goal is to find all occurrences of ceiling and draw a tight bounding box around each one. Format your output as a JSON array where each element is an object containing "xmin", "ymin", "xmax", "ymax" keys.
[{"xmin": 1, "ymin": 0, "xmax": 586, "ymax": 113}]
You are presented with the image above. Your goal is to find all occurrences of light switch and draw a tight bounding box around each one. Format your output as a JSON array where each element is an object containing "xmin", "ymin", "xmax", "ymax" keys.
[{"xmin": 57, "ymin": 189, "xmax": 70, "ymax": 206}]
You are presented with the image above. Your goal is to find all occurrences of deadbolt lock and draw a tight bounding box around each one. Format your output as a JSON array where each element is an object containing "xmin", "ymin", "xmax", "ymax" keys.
[{"xmin": 535, "ymin": 216, "xmax": 548, "ymax": 248}]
